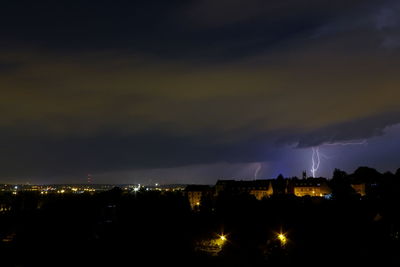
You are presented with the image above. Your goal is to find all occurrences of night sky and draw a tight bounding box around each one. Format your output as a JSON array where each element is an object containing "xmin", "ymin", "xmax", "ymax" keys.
[{"xmin": 1, "ymin": 0, "xmax": 400, "ymax": 184}]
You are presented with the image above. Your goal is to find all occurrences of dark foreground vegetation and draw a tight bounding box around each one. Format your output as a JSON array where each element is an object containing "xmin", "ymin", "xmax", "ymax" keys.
[{"xmin": 0, "ymin": 168, "xmax": 399, "ymax": 266}]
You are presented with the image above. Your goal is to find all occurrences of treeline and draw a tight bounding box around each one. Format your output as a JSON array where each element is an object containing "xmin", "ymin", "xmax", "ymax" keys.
[{"xmin": 325, "ymin": 166, "xmax": 400, "ymax": 199}]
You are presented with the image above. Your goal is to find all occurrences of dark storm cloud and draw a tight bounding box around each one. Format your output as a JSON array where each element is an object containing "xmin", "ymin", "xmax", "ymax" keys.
[
  {"xmin": 295, "ymin": 111, "xmax": 400, "ymax": 147},
  {"xmin": 0, "ymin": 130, "xmax": 279, "ymax": 178},
  {"xmin": 0, "ymin": 0, "xmax": 400, "ymax": 181},
  {"xmin": 0, "ymin": 0, "xmax": 379, "ymax": 60},
  {"xmin": 184, "ymin": 0, "xmax": 373, "ymax": 27}
]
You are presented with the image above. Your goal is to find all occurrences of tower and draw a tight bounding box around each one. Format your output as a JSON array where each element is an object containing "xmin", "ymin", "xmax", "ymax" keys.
[{"xmin": 87, "ymin": 174, "xmax": 93, "ymax": 183}]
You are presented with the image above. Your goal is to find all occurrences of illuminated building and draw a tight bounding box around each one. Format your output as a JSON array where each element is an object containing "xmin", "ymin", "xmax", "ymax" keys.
[
  {"xmin": 351, "ymin": 183, "xmax": 366, "ymax": 196},
  {"xmin": 215, "ymin": 180, "xmax": 274, "ymax": 200},
  {"xmin": 293, "ymin": 178, "xmax": 331, "ymax": 197},
  {"xmin": 185, "ymin": 185, "xmax": 213, "ymax": 210},
  {"xmin": 249, "ymin": 181, "xmax": 274, "ymax": 200}
]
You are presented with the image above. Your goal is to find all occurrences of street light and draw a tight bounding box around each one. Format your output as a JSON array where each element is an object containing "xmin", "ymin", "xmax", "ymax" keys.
[
  {"xmin": 277, "ymin": 232, "xmax": 287, "ymax": 246},
  {"xmin": 219, "ymin": 235, "xmax": 226, "ymax": 241},
  {"xmin": 215, "ymin": 233, "xmax": 227, "ymax": 248}
]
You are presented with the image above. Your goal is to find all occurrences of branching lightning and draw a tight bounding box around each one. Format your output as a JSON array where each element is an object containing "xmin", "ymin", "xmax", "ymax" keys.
[
  {"xmin": 324, "ymin": 140, "xmax": 367, "ymax": 146},
  {"xmin": 310, "ymin": 147, "xmax": 320, "ymax": 178},
  {"xmin": 309, "ymin": 139, "xmax": 367, "ymax": 178}
]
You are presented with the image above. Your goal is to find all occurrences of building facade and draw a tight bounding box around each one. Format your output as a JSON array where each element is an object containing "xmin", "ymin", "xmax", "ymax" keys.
[
  {"xmin": 185, "ymin": 185, "xmax": 213, "ymax": 210},
  {"xmin": 215, "ymin": 180, "xmax": 273, "ymax": 200},
  {"xmin": 293, "ymin": 178, "xmax": 331, "ymax": 197}
]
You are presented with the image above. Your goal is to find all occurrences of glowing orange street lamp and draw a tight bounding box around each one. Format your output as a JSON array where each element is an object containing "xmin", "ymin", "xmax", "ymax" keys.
[
  {"xmin": 219, "ymin": 235, "xmax": 226, "ymax": 241},
  {"xmin": 277, "ymin": 232, "xmax": 287, "ymax": 246},
  {"xmin": 215, "ymin": 233, "xmax": 227, "ymax": 248}
]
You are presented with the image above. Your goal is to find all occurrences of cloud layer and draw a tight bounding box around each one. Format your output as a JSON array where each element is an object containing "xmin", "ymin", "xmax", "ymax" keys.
[{"xmin": 0, "ymin": 0, "xmax": 399, "ymax": 182}]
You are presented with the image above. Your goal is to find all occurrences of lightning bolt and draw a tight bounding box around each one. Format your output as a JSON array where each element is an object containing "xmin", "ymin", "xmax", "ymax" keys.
[
  {"xmin": 254, "ymin": 163, "xmax": 262, "ymax": 180},
  {"xmin": 310, "ymin": 147, "xmax": 320, "ymax": 178},
  {"xmin": 309, "ymin": 139, "xmax": 367, "ymax": 178},
  {"xmin": 324, "ymin": 140, "xmax": 367, "ymax": 146}
]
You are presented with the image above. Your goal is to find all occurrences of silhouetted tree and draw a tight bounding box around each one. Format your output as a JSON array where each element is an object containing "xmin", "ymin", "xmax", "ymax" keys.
[
  {"xmin": 395, "ymin": 168, "xmax": 400, "ymax": 177},
  {"xmin": 330, "ymin": 168, "xmax": 356, "ymax": 200},
  {"xmin": 273, "ymin": 174, "xmax": 286, "ymax": 195},
  {"xmin": 352, "ymin": 166, "xmax": 381, "ymax": 183},
  {"xmin": 332, "ymin": 168, "xmax": 347, "ymax": 180}
]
